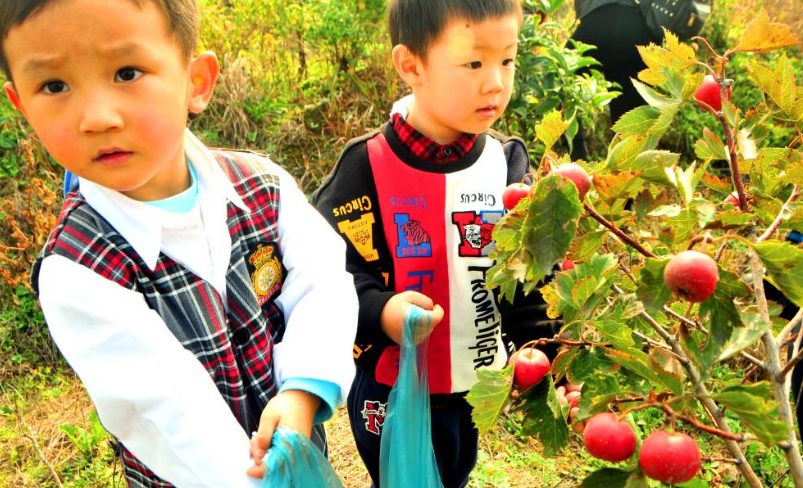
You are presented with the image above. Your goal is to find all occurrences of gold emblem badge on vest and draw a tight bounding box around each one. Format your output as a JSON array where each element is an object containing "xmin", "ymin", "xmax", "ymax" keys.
[{"xmin": 246, "ymin": 242, "xmax": 286, "ymax": 306}]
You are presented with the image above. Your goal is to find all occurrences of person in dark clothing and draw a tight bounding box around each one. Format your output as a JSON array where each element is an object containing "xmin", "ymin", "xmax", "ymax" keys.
[{"xmin": 570, "ymin": 0, "xmax": 662, "ymax": 159}]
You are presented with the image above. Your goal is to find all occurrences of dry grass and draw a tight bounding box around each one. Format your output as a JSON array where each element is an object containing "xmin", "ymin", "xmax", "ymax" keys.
[{"xmin": 0, "ymin": 371, "xmax": 122, "ymax": 488}]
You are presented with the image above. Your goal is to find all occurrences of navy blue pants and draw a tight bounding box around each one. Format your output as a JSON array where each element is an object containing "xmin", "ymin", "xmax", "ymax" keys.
[{"xmin": 347, "ymin": 367, "xmax": 479, "ymax": 488}]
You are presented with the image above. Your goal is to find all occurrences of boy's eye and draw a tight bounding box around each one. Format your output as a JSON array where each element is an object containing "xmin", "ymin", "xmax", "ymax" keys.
[
  {"xmin": 115, "ymin": 67, "xmax": 142, "ymax": 83},
  {"xmin": 466, "ymin": 61, "xmax": 482, "ymax": 70},
  {"xmin": 42, "ymin": 80, "xmax": 69, "ymax": 95},
  {"xmin": 503, "ymin": 58, "xmax": 515, "ymax": 67}
]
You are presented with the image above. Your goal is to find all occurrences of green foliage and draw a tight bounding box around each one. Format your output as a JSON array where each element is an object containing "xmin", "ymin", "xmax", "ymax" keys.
[
  {"xmin": 469, "ymin": 12, "xmax": 803, "ymax": 486},
  {"xmin": 465, "ymin": 367, "xmax": 513, "ymax": 434},
  {"xmin": 505, "ymin": 8, "xmax": 617, "ymax": 160}
]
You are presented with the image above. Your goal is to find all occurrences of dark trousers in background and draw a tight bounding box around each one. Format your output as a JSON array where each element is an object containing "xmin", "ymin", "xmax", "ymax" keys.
[
  {"xmin": 570, "ymin": 4, "xmax": 661, "ymax": 160},
  {"xmin": 346, "ymin": 366, "xmax": 479, "ymax": 488}
]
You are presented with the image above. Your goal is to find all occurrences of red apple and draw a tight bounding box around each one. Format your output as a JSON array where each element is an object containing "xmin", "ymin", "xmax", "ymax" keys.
[
  {"xmin": 694, "ymin": 75, "xmax": 732, "ymax": 112},
  {"xmin": 582, "ymin": 413, "xmax": 637, "ymax": 463},
  {"xmin": 565, "ymin": 391, "xmax": 581, "ymax": 409},
  {"xmin": 512, "ymin": 347, "xmax": 550, "ymax": 390},
  {"xmin": 554, "ymin": 163, "xmax": 591, "ymax": 200},
  {"xmin": 664, "ymin": 250, "xmax": 719, "ymax": 303},
  {"xmin": 562, "ymin": 258, "xmax": 575, "ymax": 271},
  {"xmin": 502, "ymin": 183, "xmax": 531, "ymax": 210},
  {"xmin": 724, "ymin": 191, "xmax": 752, "ymax": 208},
  {"xmin": 639, "ymin": 430, "xmax": 701, "ymax": 484},
  {"xmin": 723, "ymin": 191, "xmax": 738, "ymax": 205}
]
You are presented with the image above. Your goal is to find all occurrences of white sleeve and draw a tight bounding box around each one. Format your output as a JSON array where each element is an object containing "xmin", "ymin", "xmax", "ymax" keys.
[
  {"xmin": 273, "ymin": 168, "xmax": 359, "ymax": 404},
  {"xmin": 38, "ymin": 255, "xmax": 261, "ymax": 488}
]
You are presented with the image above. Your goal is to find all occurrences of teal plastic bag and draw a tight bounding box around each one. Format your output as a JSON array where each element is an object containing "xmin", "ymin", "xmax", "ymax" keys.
[
  {"xmin": 379, "ymin": 306, "xmax": 445, "ymax": 488},
  {"xmin": 261, "ymin": 426, "xmax": 343, "ymax": 488}
]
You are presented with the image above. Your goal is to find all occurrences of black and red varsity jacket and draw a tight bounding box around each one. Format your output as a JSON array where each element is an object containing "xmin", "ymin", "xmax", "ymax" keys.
[{"xmin": 313, "ymin": 122, "xmax": 561, "ymax": 395}]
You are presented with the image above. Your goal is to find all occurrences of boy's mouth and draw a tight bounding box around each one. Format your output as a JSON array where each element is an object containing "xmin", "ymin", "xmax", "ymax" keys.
[
  {"xmin": 477, "ymin": 105, "xmax": 498, "ymax": 118},
  {"xmin": 94, "ymin": 148, "xmax": 133, "ymax": 165}
]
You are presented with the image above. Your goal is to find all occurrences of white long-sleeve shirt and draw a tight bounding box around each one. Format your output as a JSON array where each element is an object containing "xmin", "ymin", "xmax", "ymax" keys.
[{"xmin": 37, "ymin": 130, "xmax": 358, "ymax": 487}]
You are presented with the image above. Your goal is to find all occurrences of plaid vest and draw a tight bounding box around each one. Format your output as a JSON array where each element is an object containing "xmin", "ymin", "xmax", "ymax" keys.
[{"xmin": 33, "ymin": 150, "xmax": 288, "ymax": 487}]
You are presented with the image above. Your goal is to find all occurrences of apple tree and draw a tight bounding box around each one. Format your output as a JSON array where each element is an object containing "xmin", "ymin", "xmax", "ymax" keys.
[{"xmin": 467, "ymin": 11, "xmax": 803, "ymax": 487}]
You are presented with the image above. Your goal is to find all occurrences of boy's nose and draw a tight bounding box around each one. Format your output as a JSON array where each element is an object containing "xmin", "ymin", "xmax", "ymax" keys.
[
  {"xmin": 481, "ymin": 68, "xmax": 505, "ymax": 94},
  {"xmin": 79, "ymin": 96, "xmax": 124, "ymax": 134}
]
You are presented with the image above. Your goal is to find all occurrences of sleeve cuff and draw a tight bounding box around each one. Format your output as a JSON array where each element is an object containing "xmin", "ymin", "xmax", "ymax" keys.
[{"xmin": 279, "ymin": 378, "xmax": 341, "ymax": 424}]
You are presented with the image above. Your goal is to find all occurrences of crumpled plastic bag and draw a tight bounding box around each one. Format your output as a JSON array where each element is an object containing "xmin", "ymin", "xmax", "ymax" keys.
[
  {"xmin": 379, "ymin": 305, "xmax": 445, "ymax": 488},
  {"xmin": 261, "ymin": 426, "xmax": 343, "ymax": 488}
]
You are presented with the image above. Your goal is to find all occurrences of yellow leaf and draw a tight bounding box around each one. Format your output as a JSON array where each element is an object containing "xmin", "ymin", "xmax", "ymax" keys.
[
  {"xmin": 664, "ymin": 31, "xmax": 697, "ymax": 70},
  {"xmin": 735, "ymin": 9, "xmax": 799, "ymax": 53},
  {"xmin": 701, "ymin": 173, "xmax": 732, "ymax": 193},
  {"xmin": 636, "ymin": 34, "xmax": 698, "ymax": 87},
  {"xmin": 535, "ymin": 110, "xmax": 568, "ymax": 150},
  {"xmin": 593, "ymin": 171, "xmax": 644, "ymax": 203}
]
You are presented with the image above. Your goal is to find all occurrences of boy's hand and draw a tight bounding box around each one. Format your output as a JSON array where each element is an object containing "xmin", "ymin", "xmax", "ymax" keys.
[
  {"xmin": 246, "ymin": 389, "xmax": 321, "ymax": 478},
  {"xmin": 380, "ymin": 291, "xmax": 444, "ymax": 344}
]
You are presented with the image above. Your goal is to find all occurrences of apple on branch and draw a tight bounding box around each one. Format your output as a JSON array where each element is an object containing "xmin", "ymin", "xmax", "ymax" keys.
[
  {"xmin": 694, "ymin": 74, "xmax": 732, "ymax": 112},
  {"xmin": 582, "ymin": 412, "xmax": 637, "ymax": 463},
  {"xmin": 509, "ymin": 347, "xmax": 550, "ymax": 390},
  {"xmin": 639, "ymin": 430, "xmax": 702, "ymax": 484},
  {"xmin": 553, "ymin": 163, "xmax": 591, "ymax": 200},
  {"xmin": 502, "ymin": 182, "xmax": 531, "ymax": 210},
  {"xmin": 664, "ymin": 250, "xmax": 719, "ymax": 303}
]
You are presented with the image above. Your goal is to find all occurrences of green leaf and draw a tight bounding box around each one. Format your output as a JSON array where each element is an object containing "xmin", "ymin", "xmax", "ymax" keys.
[
  {"xmin": 521, "ymin": 175, "xmax": 583, "ymax": 283},
  {"xmin": 666, "ymin": 208, "xmax": 698, "ymax": 243},
  {"xmin": 466, "ymin": 367, "xmax": 513, "ymax": 434},
  {"xmin": 567, "ymin": 347, "xmax": 618, "ymax": 384},
  {"xmin": 591, "ymin": 320, "xmax": 636, "ymax": 350},
  {"xmin": 692, "ymin": 269, "xmax": 749, "ymax": 370},
  {"xmin": 714, "ymin": 382, "xmax": 789, "ymax": 444},
  {"xmin": 606, "ymin": 136, "xmax": 649, "ymax": 170},
  {"xmin": 612, "ymin": 106, "xmax": 661, "ymax": 136},
  {"xmin": 581, "ymin": 468, "xmax": 634, "ymax": 488},
  {"xmin": 651, "ymin": 102, "xmax": 681, "ymax": 138},
  {"xmin": 753, "ymin": 241, "xmax": 803, "ymax": 307},
  {"xmin": 570, "ymin": 230, "xmax": 608, "ymax": 262},
  {"xmin": 606, "ymin": 348, "xmax": 684, "ymax": 395},
  {"xmin": 516, "ymin": 376, "xmax": 570, "ymax": 455},
  {"xmin": 718, "ymin": 312, "xmax": 770, "ymax": 362},
  {"xmin": 632, "ymin": 78, "xmax": 675, "ymax": 108},
  {"xmin": 636, "ymin": 258, "xmax": 671, "ymax": 313},
  {"xmin": 694, "ymin": 128, "xmax": 728, "ymax": 161},
  {"xmin": 536, "ymin": 110, "xmax": 569, "ymax": 149},
  {"xmin": 576, "ymin": 371, "xmax": 624, "ymax": 420}
]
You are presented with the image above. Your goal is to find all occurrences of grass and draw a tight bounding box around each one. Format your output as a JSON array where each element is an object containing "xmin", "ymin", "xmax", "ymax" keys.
[
  {"xmin": 0, "ymin": 366, "xmax": 587, "ymax": 487},
  {"xmin": 5, "ymin": 365, "xmax": 789, "ymax": 487}
]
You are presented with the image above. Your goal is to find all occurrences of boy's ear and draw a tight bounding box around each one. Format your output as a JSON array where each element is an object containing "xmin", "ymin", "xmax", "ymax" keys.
[
  {"xmin": 187, "ymin": 51, "xmax": 219, "ymax": 114},
  {"xmin": 4, "ymin": 82, "xmax": 26, "ymax": 116},
  {"xmin": 391, "ymin": 44, "xmax": 424, "ymax": 87}
]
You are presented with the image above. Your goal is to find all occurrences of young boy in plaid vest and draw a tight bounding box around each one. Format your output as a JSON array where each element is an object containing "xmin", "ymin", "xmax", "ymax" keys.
[
  {"xmin": 1, "ymin": 0, "xmax": 357, "ymax": 486},
  {"xmin": 313, "ymin": 1, "xmax": 562, "ymax": 486}
]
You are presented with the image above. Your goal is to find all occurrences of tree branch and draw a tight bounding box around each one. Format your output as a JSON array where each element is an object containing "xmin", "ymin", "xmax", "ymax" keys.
[
  {"xmin": 748, "ymin": 250, "xmax": 803, "ymax": 487},
  {"xmin": 780, "ymin": 347, "xmax": 803, "ymax": 380},
  {"xmin": 583, "ymin": 203, "xmax": 657, "ymax": 258},
  {"xmin": 757, "ymin": 185, "xmax": 800, "ymax": 243},
  {"xmin": 610, "ymin": 284, "xmax": 764, "ymax": 486}
]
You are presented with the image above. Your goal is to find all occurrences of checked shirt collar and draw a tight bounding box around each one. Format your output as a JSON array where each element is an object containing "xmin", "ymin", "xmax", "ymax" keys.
[{"xmin": 390, "ymin": 112, "xmax": 477, "ymax": 163}]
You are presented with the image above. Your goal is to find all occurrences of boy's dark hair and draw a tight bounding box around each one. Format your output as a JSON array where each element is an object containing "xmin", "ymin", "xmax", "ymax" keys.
[
  {"xmin": 388, "ymin": 0, "xmax": 522, "ymax": 59},
  {"xmin": 0, "ymin": 0, "xmax": 199, "ymax": 80}
]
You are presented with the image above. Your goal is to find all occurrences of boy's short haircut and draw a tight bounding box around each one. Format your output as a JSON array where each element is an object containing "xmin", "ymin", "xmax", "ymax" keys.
[
  {"xmin": 387, "ymin": 0, "xmax": 522, "ymax": 59},
  {"xmin": 0, "ymin": 0, "xmax": 199, "ymax": 80}
]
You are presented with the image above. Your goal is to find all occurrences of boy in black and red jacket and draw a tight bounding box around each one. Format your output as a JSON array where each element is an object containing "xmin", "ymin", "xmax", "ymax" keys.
[{"xmin": 313, "ymin": 1, "xmax": 560, "ymax": 486}]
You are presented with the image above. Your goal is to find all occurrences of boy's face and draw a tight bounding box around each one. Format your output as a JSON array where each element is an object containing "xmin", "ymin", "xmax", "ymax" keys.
[
  {"xmin": 405, "ymin": 14, "xmax": 519, "ymax": 144},
  {"xmin": 3, "ymin": 0, "xmax": 213, "ymax": 201}
]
